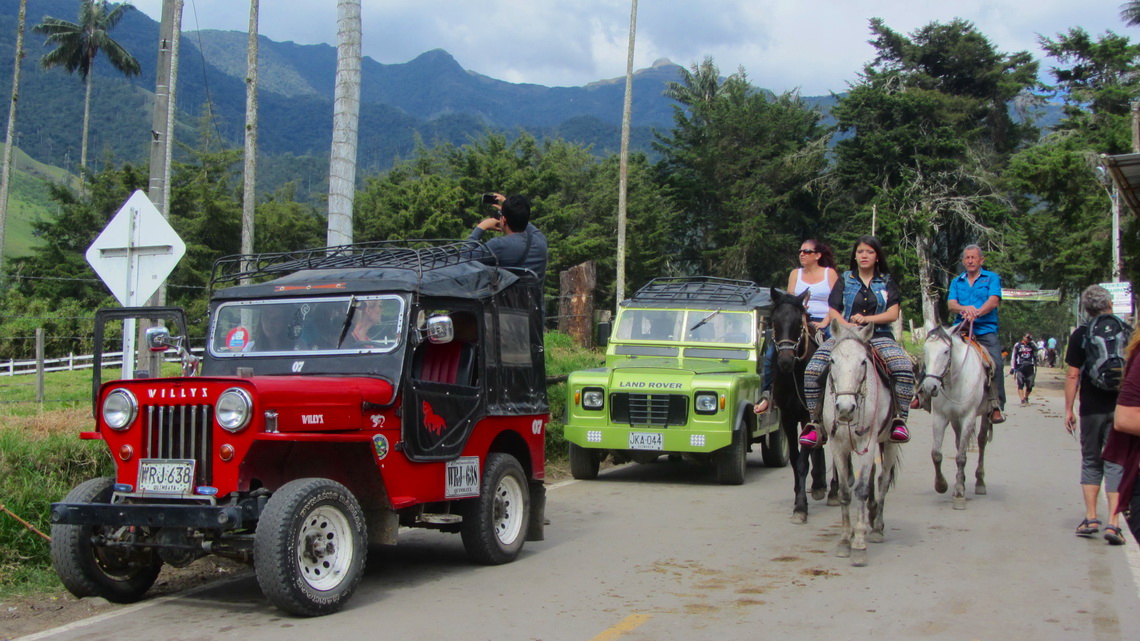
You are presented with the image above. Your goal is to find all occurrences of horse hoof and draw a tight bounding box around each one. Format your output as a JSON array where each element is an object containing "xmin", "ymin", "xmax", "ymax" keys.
[
  {"xmin": 850, "ymin": 549, "xmax": 868, "ymax": 566},
  {"xmin": 975, "ymin": 484, "xmax": 987, "ymax": 495},
  {"xmin": 953, "ymin": 497, "xmax": 967, "ymax": 510},
  {"xmin": 827, "ymin": 496, "xmax": 840, "ymax": 507},
  {"xmin": 934, "ymin": 478, "xmax": 948, "ymax": 494},
  {"xmin": 811, "ymin": 488, "xmax": 826, "ymax": 501},
  {"xmin": 791, "ymin": 511, "xmax": 807, "ymax": 524},
  {"xmin": 867, "ymin": 531, "xmax": 884, "ymax": 544},
  {"xmin": 836, "ymin": 543, "xmax": 851, "ymax": 558}
]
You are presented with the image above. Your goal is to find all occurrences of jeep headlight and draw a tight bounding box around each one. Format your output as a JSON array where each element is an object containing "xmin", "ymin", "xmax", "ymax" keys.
[
  {"xmin": 695, "ymin": 392, "xmax": 719, "ymax": 415},
  {"xmin": 102, "ymin": 388, "xmax": 138, "ymax": 430},
  {"xmin": 216, "ymin": 388, "xmax": 253, "ymax": 433},
  {"xmin": 582, "ymin": 388, "xmax": 605, "ymax": 410}
]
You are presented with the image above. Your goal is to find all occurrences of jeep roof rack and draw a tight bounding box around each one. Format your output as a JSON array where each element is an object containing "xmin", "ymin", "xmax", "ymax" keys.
[
  {"xmin": 628, "ymin": 277, "xmax": 764, "ymax": 307},
  {"xmin": 210, "ymin": 240, "xmax": 490, "ymax": 289}
]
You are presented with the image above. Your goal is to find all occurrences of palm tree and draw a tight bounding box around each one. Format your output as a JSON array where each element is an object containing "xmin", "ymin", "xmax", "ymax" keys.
[
  {"xmin": 33, "ymin": 0, "xmax": 141, "ymax": 170},
  {"xmin": 327, "ymin": 0, "xmax": 361, "ymax": 246},
  {"xmin": 0, "ymin": 0, "xmax": 28, "ymax": 272},
  {"xmin": 1122, "ymin": 1, "xmax": 1140, "ymax": 26}
]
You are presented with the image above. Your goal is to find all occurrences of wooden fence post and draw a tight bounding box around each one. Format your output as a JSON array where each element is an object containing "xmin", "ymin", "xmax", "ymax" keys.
[
  {"xmin": 558, "ymin": 260, "xmax": 596, "ymax": 348},
  {"xmin": 35, "ymin": 327, "xmax": 45, "ymax": 407}
]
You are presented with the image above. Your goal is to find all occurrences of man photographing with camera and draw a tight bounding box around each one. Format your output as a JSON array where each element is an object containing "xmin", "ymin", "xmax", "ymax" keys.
[{"xmin": 467, "ymin": 193, "xmax": 548, "ymax": 285}]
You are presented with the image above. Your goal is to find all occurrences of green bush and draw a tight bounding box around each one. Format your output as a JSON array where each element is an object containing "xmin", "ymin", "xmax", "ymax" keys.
[
  {"xmin": 0, "ymin": 424, "xmax": 112, "ymax": 593},
  {"xmin": 543, "ymin": 331, "xmax": 605, "ymax": 462}
]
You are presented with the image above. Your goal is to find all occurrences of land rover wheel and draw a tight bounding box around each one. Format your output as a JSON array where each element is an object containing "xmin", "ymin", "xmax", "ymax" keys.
[
  {"xmin": 760, "ymin": 417, "xmax": 791, "ymax": 468},
  {"xmin": 714, "ymin": 424, "xmax": 748, "ymax": 485},
  {"xmin": 51, "ymin": 477, "xmax": 163, "ymax": 603},
  {"xmin": 462, "ymin": 453, "xmax": 530, "ymax": 565},
  {"xmin": 254, "ymin": 478, "xmax": 366, "ymax": 617},
  {"xmin": 569, "ymin": 443, "xmax": 600, "ymax": 480}
]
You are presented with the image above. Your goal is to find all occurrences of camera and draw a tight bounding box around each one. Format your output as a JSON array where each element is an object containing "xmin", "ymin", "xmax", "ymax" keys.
[{"xmin": 481, "ymin": 193, "xmax": 497, "ymax": 205}]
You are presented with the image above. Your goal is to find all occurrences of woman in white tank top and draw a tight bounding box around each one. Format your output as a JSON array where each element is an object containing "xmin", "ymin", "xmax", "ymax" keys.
[{"xmin": 757, "ymin": 239, "xmax": 838, "ymax": 414}]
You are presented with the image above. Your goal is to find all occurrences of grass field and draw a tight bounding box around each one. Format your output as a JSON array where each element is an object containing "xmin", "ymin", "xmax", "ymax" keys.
[
  {"xmin": 0, "ymin": 332, "xmax": 603, "ymax": 596},
  {"xmin": 0, "ymin": 144, "xmax": 78, "ymax": 259}
]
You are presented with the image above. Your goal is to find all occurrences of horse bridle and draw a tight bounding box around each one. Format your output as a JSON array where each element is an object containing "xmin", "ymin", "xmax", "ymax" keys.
[
  {"xmin": 923, "ymin": 330, "xmax": 954, "ymax": 385},
  {"xmin": 775, "ymin": 312, "xmax": 814, "ymax": 362},
  {"xmin": 827, "ymin": 336, "xmax": 875, "ymax": 440}
]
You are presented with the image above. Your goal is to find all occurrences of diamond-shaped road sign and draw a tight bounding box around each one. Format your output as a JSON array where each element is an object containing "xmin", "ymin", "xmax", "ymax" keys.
[{"xmin": 86, "ymin": 190, "xmax": 186, "ymax": 306}]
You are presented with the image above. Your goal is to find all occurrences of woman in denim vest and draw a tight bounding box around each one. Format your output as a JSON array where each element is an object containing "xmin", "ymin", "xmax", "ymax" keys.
[{"xmin": 799, "ymin": 235, "xmax": 915, "ymax": 447}]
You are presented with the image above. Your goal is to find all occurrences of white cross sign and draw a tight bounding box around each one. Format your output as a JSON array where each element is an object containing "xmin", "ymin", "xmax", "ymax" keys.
[{"xmin": 86, "ymin": 190, "xmax": 186, "ymax": 306}]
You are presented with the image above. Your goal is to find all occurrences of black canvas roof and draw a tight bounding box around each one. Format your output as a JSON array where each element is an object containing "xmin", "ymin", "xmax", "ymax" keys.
[{"xmin": 210, "ymin": 241, "xmax": 520, "ymax": 301}]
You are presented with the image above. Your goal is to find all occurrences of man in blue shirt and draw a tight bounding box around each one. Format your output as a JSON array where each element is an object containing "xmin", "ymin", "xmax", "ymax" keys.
[{"xmin": 947, "ymin": 244, "xmax": 1006, "ymax": 423}]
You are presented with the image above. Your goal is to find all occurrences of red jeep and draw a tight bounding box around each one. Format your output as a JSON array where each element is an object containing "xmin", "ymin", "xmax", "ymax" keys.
[{"xmin": 50, "ymin": 242, "xmax": 549, "ymax": 616}]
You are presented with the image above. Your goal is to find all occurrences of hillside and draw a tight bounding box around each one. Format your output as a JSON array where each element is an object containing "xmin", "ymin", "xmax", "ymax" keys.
[{"xmin": 0, "ymin": 144, "xmax": 78, "ymax": 258}]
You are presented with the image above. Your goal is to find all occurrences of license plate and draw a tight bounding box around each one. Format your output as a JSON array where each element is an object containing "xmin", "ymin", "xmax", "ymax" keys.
[
  {"xmin": 628, "ymin": 432, "xmax": 663, "ymax": 450},
  {"xmin": 138, "ymin": 459, "xmax": 196, "ymax": 495}
]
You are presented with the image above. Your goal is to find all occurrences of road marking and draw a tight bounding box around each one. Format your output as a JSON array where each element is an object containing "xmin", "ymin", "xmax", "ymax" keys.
[{"xmin": 589, "ymin": 613, "xmax": 651, "ymax": 641}]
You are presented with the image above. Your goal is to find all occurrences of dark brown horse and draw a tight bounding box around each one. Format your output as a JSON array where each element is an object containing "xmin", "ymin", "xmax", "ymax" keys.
[{"xmin": 769, "ymin": 288, "xmax": 837, "ymax": 523}]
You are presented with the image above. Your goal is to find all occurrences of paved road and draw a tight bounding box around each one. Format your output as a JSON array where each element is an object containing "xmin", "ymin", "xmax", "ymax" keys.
[{"xmin": 22, "ymin": 368, "xmax": 1140, "ymax": 641}]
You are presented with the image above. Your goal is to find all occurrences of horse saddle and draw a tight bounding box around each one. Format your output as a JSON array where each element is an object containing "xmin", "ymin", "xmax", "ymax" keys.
[{"xmin": 963, "ymin": 336, "xmax": 995, "ymax": 373}]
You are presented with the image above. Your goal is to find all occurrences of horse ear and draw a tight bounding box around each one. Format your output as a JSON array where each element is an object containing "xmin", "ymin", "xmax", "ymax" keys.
[
  {"xmin": 796, "ymin": 290, "xmax": 810, "ymax": 306},
  {"xmin": 856, "ymin": 321, "xmax": 875, "ymax": 342},
  {"xmin": 769, "ymin": 287, "xmax": 782, "ymax": 302},
  {"xmin": 828, "ymin": 317, "xmax": 842, "ymax": 337}
]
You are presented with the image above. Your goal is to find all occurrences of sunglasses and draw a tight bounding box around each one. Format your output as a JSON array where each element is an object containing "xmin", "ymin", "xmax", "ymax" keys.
[{"xmin": 798, "ymin": 249, "xmax": 819, "ymax": 254}]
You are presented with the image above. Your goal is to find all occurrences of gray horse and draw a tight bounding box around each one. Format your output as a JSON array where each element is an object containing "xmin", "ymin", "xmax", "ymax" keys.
[
  {"xmin": 919, "ymin": 323, "xmax": 992, "ymax": 510},
  {"xmin": 822, "ymin": 320, "xmax": 902, "ymax": 567}
]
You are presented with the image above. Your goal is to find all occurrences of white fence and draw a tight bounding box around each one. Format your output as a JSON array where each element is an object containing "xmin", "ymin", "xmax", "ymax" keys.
[{"xmin": 0, "ymin": 348, "xmax": 205, "ymax": 377}]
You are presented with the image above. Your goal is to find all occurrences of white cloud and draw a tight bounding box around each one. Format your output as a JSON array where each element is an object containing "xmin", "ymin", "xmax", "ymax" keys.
[{"xmin": 131, "ymin": 0, "xmax": 1131, "ymax": 95}]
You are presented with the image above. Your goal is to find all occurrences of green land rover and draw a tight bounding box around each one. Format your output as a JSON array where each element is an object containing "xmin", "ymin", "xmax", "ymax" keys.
[{"xmin": 563, "ymin": 277, "xmax": 789, "ymax": 484}]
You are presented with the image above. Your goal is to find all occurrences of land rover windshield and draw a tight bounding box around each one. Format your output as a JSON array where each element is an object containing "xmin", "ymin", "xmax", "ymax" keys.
[
  {"xmin": 614, "ymin": 309, "xmax": 754, "ymax": 344},
  {"xmin": 209, "ymin": 295, "xmax": 406, "ymax": 357}
]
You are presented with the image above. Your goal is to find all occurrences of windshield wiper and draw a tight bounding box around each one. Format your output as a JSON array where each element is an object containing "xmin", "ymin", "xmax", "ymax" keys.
[
  {"xmin": 335, "ymin": 296, "xmax": 358, "ymax": 348},
  {"xmin": 689, "ymin": 309, "xmax": 721, "ymax": 332}
]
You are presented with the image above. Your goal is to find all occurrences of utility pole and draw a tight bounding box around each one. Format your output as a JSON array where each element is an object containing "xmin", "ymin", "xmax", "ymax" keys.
[
  {"xmin": 138, "ymin": 0, "xmax": 182, "ymax": 377},
  {"xmin": 241, "ymin": 0, "xmax": 259, "ymax": 282},
  {"xmin": 0, "ymin": 0, "xmax": 27, "ymax": 275},
  {"xmin": 615, "ymin": 0, "xmax": 637, "ymax": 306},
  {"xmin": 327, "ymin": 0, "xmax": 361, "ymax": 247}
]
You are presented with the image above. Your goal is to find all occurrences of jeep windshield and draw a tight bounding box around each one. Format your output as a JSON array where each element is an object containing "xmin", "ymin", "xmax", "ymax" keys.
[
  {"xmin": 209, "ymin": 295, "xmax": 406, "ymax": 357},
  {"xmin": 615, "ymin": 309, "xmax": 754, "ymax": 344}
]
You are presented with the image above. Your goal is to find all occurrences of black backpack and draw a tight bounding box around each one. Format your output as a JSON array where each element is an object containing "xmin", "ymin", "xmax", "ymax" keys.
[{"xmin": 1082, "ymin": 314, "xmax": 1133, "ymax": 392}]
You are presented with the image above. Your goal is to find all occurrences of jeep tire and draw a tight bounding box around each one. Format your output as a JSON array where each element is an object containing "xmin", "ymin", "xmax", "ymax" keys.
[
  {"xmin": 254, "ymin": 478, "xmax": 367, "ymax": 616},
  {"xmin": 51, "ymin": 477, "xmax": 163, "ymax": 603},
  {"xmin": 714, "ymin": 424, "xmax": 748, "ymax": 485},
  {"xmin": 461, "ymin": 453, "xmax": 530, "ymax": 565},
  {"xmin": 569, "ymin": 443, "xmax": 600, "ymax": 480}
]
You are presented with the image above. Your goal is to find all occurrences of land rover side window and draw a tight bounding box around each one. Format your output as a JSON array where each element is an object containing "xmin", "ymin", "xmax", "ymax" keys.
[
  {"xmin": 209, "ymin": 296, "xmax": 405, "ymax": 356},
  {"xmin": 615, "ymin": 309, "xmax": 682, "ymax": 341},
  {"xmin": 684, "ymin": 310, "xmax": 753, "ymax": 344}
]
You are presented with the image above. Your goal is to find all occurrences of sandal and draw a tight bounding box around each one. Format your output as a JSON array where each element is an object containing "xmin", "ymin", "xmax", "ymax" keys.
[
  {"xmin": 1104, "ymin": 525, "xmax": 1125, "ymax": 545},
  {"xmin": 1076, "ymin": 518, "xmax": 1101, "ymax": 536}
]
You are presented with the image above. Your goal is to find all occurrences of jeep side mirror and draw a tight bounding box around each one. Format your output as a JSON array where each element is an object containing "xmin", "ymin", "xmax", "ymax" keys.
[
  {"xmin": 426, "ymin": 315, "xmax": 454, "ymax": 344},
  {"xmin": 596, "ymin": 320, "xmax": 611, "ymax": 348},
  {"xmin": 145, "ymin": 326, "xmax": 174, "ymax": 352}
]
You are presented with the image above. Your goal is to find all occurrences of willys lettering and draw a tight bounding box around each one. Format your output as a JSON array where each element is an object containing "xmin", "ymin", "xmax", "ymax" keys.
[{"xmin": 147, "ymin": 387, "xmax": 209, "ymax": 399}]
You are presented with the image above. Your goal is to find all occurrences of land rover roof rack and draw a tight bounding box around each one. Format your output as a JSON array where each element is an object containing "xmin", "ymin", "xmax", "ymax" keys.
[
  {"xmin": 629, "ymin": 277, "xmax": 762, "ymax": 306},
  {"xmin": 210, "ymin": 240, "xmax": 490, "ymax": 288}
]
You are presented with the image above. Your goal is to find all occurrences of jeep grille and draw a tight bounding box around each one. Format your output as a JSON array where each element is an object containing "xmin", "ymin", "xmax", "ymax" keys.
[
  {"xmin": 611, "ymin": 393, "xmax": 688, "ymax": 427},
  {"xmin": 145, "ymin": 405, "xmax": 213, "ymax": 484}
]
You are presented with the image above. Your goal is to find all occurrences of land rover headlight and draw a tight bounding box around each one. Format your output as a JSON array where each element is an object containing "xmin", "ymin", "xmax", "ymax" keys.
[
  {"xmin": 102, "ymin": 388, "xmax": 138, "ymax": 430},
  {"xmin": 582, "ymin": 388, "xmax": 605, "ymax": 410},
  {"xmin": 216, "ymin": 388, "xmax": 253, "ymax": 433},
  {"xmin": 695, "ymin": 392, "xmax": 718, "ymax": 414}
]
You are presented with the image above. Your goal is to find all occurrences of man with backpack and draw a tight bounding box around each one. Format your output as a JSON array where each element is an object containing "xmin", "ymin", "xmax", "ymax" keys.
[{"xmin": 1064, "ymin": 284, "xmax": 1133, "ymax": 545}]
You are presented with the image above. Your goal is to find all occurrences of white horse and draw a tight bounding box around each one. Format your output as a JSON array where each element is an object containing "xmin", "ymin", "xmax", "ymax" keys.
[
  {"xmin": 920, "ymin": 323, "xmax": 992, "ymax": 510},
  {"xmin": 822, "ymin": 320, "xmax": 902, "ymax": 567}
]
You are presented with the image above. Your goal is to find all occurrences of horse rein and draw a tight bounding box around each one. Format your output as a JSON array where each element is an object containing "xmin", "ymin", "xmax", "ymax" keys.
[{"xmin": 826, "ymin": 337, "xmax": 879, "ymax": 453}]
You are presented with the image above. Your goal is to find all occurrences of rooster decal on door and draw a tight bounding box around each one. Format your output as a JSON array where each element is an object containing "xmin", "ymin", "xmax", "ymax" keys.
[{"xmin": 423, "ymin": 401, "xmax": 447, "ymax": 436}]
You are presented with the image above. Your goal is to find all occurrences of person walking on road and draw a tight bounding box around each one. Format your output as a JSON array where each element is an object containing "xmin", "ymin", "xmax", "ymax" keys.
[
  {"xmin": 1103, "ymin": 324, "xmax": 1140, "ymax": 545},
  {"xmin": 1012, "ymin": 334, "xmax": 1038, "ymax": 405},
  {"xmin": 1064, "ymin": 285, "xmax": 1127, "ymax": 544}
]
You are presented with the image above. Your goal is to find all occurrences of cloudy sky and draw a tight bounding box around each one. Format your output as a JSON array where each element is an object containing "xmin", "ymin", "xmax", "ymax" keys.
[{"xmin": 132, "ymin": 0, "xmax": 1131, "ymax": 95}]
